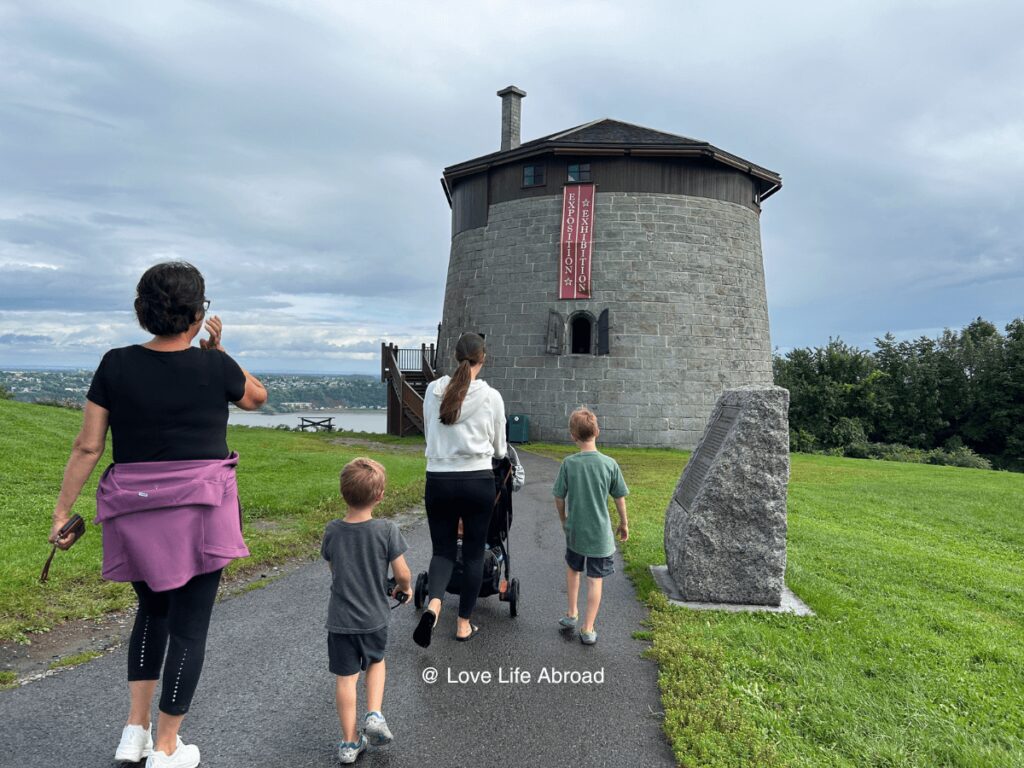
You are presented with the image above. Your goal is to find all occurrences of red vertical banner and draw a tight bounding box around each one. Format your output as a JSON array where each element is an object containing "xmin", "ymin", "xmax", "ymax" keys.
[{"xmin": 559, "ymin": 183, "xmax": 595, "ymax": 299}]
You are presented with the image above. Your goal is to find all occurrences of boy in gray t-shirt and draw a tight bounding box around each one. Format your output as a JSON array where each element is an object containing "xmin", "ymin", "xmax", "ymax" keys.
[{"xmin": 321, "ymin": 458, "xmax": 411, "ymax": 764}]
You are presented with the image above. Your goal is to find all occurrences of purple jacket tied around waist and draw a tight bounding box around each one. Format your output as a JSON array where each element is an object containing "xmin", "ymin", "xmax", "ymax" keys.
[{"xmin": 94, "ymin": 452, "xmax": 250, "ymax": 592}]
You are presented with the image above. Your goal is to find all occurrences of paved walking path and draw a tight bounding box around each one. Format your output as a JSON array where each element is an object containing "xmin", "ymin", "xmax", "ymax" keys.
[{"xmin": 0, "ymin": 450, "xmax": 675, "ymax": 767}]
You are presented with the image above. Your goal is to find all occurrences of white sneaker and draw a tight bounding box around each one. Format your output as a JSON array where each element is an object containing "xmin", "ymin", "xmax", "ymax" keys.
[
  {"xmin": 363, "ymin": 711, "xmax": 393, "ymax": 746},
  {"xmin": 145, "ymin": 736, "xmax": 200, "ymax": 768},
  {"xmin": 337, "ymin": 734, "xmax": 367, "ymax": 764},
  {"xmin": 115, "ymin": 723, "xmax": 153, "ymax": 762}
]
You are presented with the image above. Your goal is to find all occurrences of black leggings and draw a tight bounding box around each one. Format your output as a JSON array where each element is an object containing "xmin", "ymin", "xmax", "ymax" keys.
[
  {"xmin": 127, "ymin": 569, "xmax": 222, "ymax": 716},
  {"xmin": 425, "ymin": 470, "xmax": 494, "ymax": 619}
]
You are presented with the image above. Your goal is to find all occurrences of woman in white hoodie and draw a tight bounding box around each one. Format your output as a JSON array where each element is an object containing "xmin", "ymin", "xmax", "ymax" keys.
[{"xmin": 413, "ymin": 332, "xmax": 507, "ymax": 646}]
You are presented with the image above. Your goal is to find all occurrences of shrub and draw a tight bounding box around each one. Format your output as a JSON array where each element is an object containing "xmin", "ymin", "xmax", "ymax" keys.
[
  {"xmin": 838, "ymin": 440, "xmax": 993, "ymax": 470},
  {"xmin": 926, "ymin": 445, "xmax": 993, "ymax": 470},
  {"xmin": 843, "ymin": 442, "xmax": 873, "ymax": 459},
  {"xmin": 789, "ymin": 429, "xmax": 818, "ymax": 453},
  {"xmin": 35, "ymin": 399, "xmax": 83, "ymax": 411},
  {"xmin": 875, "ymin": 443, "xmax": 928, "ymax": 463},
  {"xmin": 829, "ymin": 416, "xmax": 867, "ymax": 448}
]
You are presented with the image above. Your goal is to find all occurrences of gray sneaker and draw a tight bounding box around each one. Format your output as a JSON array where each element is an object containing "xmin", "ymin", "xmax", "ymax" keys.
[
  {"xmin": 364, "ymin": 711, "xmax": 393, "ymax": 746},
  {"xmin": 580, "ymin": 628, "xmax": 598, "ymax": 645},
  {"xmin": 558, "ymin": 613, "xmax": 578, "ymax": 628},
  {"xmin": 338, "ymin": 735, "xmax": 367, "ymax": 764}
]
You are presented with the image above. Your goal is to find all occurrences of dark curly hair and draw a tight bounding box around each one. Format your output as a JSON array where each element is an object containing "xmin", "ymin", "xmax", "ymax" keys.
[{"xmin": 134, "ymin": 261, "xmax": 207, "ymax": 336}]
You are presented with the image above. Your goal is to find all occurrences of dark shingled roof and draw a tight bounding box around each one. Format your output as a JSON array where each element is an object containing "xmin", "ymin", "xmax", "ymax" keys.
[
  {"xmin": 524, "ymin": 118, "xmax": 703, "ymax": 147},
  {"xmin": 442, "ymin": 118, "xmax": 780, "ymax": 202}
]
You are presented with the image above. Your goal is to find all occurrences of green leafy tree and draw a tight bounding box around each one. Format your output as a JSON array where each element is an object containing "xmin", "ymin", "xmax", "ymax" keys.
[
  {"xmin": 776, "ymin": 317, "xmax": 1022, "ymax": 468},
  {"xmin": 997, "ymin": 319, "xmax": 1024, "ymax": 469},
  {"xmin": 774, "ymin": 338, "xmax": 882, "ymax": 448},
  {"xmin": 872, "ymin": 334, "xmax": 948, "ymax": 448},
  {"xmin": 957, "ymin": 319, "xmax": 1009, "ymax": 456}
]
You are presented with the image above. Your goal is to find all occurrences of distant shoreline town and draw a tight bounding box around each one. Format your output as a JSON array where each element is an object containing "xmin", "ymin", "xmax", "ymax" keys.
[{"xmin": 0, "ymin": 369, "xmax": 386, "ymax": 413}]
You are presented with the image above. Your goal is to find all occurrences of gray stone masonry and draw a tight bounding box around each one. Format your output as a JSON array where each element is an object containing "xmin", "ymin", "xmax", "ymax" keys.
[
  {"xmin": 438, "ymin": 191, "xmax": 773, "ymax": 448},
  {"xmin": 663, "ymin": 385, "xmax": 790, "ymax": 605},
  {"xmin": 498, "ymin": 86, "xmax": 526, "ymax": 151}
]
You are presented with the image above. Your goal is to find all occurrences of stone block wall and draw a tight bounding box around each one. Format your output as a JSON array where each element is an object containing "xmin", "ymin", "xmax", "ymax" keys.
[{"xmin": 437, "ymin": 191, "xmax": 773, "ymax": 448}]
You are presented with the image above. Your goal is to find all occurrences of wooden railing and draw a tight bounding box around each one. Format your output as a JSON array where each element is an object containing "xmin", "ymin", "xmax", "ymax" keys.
[
  {"xmin": 382, "ymin": 344, "xmax": 437, "ymax": 376},
  {"xmin": 381, "ymin": 343, "xmax": 438, "ymax": 436},
  {"xmin": 395, "ymin": 348, "xmax": 422, "ymax": 371},
  {"xmin": 421, "ymin": 343, "xmax": 437, "ymax": 381}
]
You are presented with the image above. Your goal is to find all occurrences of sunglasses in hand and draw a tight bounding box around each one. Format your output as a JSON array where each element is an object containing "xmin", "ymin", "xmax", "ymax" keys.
[
  {"xmin": 40, "ymin": 514, "xmax": 86, "ymax": 584},
  {"xmin": 386, "ymin": 577, "xmax": 409, "ymax": 609}
]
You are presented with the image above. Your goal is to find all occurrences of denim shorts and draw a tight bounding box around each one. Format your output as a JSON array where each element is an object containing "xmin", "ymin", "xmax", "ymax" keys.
[
  {"xmin": 328, "ymin": 627, "xmax": 387, "ymax": 676},
  {"xmin": 565, "ymin": 547, "xmax": 615, "ymax": 578}
]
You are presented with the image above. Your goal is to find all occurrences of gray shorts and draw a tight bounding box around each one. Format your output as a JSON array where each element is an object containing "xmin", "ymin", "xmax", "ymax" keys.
[
  {"xmin": 565, "ymin": 547, "xmax": 615, "ymax": 578},
  {"xmin": 328, "ymin": 628, "xmax": 387, "ymax": 677}
]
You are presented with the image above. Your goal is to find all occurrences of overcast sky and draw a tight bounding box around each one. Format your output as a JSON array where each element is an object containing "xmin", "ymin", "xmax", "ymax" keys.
[{"xmin": 2, "ymin": 1, "xmax": 1021, "ymax": 374}]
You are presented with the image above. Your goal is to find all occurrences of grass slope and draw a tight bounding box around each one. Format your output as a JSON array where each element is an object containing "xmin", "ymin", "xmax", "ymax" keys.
[
  {"xmin": 529, "ymin": 443, "xmax": 1024, "ymax": 768},
  {"xmin": 0, "ymin": 399, "xmax": 425, "ymax": 643},
  {"xmin": 4, "ymin": 399, "xmax": 1022, "ymax": 765}
]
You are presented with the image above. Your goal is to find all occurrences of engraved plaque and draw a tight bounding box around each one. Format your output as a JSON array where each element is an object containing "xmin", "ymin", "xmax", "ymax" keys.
[{"xmin": 675, "ymin": 405, "xmax": 741, "ymax": 510}]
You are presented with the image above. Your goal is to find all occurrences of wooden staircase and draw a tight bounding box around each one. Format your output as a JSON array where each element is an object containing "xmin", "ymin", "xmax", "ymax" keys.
[{"xmin": 381, "ymin": 343, "xmax": 439, "ymax": 437}]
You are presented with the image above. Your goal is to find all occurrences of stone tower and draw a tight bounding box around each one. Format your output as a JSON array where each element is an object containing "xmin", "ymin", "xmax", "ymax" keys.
[{"xmin": 436, "ymin": 87, "xmax": 782, "ymax": 447}]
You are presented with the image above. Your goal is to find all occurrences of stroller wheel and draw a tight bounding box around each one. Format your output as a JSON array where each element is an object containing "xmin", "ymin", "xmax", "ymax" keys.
[
  {"xmin": 509, "ymin": 577, "xmax": 520, "ymax": 618},
  {"xmin": 414, "ymin": 572, "xmax": 428, "ymax": 610}
]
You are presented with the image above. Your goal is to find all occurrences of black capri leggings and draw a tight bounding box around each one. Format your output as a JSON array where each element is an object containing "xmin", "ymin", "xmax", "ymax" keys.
[
  {"xmin": 425, "ymin": 470, "xmax": 494, "ymax": 619},
  {"xmin": 127, "ymin": 569, "xmax": 222, "ymax": 716}
]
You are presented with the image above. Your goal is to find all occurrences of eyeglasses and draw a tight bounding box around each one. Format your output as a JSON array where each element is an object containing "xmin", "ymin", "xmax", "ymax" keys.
[{"xmin": 201, "ymin": 299, "xmax": 211, "ymax": 311}]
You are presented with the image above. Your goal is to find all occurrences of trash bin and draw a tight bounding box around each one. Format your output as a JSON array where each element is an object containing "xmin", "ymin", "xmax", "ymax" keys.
[{"xmin": 507, "ymin": 414, "xmax": 529, "ymax": 443}]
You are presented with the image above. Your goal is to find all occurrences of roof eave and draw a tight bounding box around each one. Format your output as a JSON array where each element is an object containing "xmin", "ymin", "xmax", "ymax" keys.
[{"xmin": 443, "ymin": 142, "xmax": 781, "ymax": 189}]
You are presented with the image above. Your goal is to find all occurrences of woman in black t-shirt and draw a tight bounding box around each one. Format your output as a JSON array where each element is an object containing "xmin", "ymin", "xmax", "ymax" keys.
[{"xmin": 47, "ymin": 262, "xmax": 267, "ymax": 768}]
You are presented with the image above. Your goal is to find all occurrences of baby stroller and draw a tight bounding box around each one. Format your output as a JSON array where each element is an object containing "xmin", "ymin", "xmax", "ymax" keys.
[{"xmin": 413, "ymin": 446, "xmax": 523, "ymax": 617}]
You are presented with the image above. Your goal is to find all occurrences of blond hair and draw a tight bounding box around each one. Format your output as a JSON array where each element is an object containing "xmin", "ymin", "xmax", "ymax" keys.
[
  {"xmin": 569, "ymin": 407, "xmax": 599, "ymax": 441},
  {"xmin": 339, "ymin": 457, "xmax": 387, "ymax": 508}
]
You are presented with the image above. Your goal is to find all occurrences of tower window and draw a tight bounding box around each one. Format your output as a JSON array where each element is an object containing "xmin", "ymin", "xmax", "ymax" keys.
[
  {"xmin": 570, "ymin": 313, "xmax": 594, "ymax": 354},
  {"xmin": 522, "ymin": 164, "xmax": 546, "ymax": 188},
  {"xmin": 567, "ymin": 163, "xmax": 591, "ymax": 183}
]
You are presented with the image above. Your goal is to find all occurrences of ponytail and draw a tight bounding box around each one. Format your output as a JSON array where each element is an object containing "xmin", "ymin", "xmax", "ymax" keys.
[
  {"xmin": 439, "ymin": 332, "xmax": 486, "ymax": 425},
  {"xmin": 439, "ymin": 360, "xmax": 473, "ymax": 425}
]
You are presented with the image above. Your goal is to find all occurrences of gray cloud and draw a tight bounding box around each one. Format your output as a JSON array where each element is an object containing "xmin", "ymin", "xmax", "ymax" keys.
[
  {"xmin": 1, "ymin": 0, "xmax": 1022, "ymax": 373},
  {"xmin": 0, "ymin": 333, "xmax": 53, "ymax": 344}
]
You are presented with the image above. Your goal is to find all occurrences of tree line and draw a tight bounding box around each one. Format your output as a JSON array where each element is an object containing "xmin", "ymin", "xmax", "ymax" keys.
[{"xmin": 773, "ymin": 317, "xmax": 1024, "ymax": 471}]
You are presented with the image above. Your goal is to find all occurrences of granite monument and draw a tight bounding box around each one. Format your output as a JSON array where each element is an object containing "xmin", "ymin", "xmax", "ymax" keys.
[{"xmin": 663, "ymin": 385, "xmax": 790, "ymax": 606}]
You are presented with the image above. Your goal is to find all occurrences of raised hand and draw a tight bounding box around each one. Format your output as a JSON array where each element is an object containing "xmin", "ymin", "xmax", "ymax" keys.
[{"xmin": 200, "ymin": 315, "xmax": 224, "ymax": 351}]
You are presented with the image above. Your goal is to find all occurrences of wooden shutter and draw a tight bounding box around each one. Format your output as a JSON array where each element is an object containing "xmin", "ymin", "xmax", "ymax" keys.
[
  {"xmin": 546, "ymin": 310, "xmax": 564, "ymax": 355},
  {"xmin": 597, "ymin": 309, "xmax": 609, "ymax": 355}
]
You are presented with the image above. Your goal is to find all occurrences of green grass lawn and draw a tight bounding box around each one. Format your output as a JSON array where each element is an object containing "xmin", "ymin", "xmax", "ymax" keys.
[
  {"xmin": 529, "ymin": 443, "xmax": 1024, "ymax": 768},
  {"xmin": 4, "ymin": 398, "xmax": 1023, "ymax": 766},
  {"xmin": 0, "ymin": 399, "xmax": 426, "ymax": 644}
]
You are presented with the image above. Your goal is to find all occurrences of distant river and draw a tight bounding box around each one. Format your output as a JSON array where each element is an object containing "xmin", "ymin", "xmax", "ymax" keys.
[{"xmin": 228, "ymin": 409, "xmax": 387, "ymax": 433}]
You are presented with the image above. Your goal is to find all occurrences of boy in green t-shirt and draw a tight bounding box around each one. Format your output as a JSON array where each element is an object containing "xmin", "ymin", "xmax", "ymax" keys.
[{"xmin": 552, "ymin": 407, "xmax": 629, "ymax": 645}]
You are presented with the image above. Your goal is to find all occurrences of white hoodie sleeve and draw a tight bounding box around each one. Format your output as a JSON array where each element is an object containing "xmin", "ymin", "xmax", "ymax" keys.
[{"xmin": 491, "ymin": 389, "xmax": 507, "ymax": 460}]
